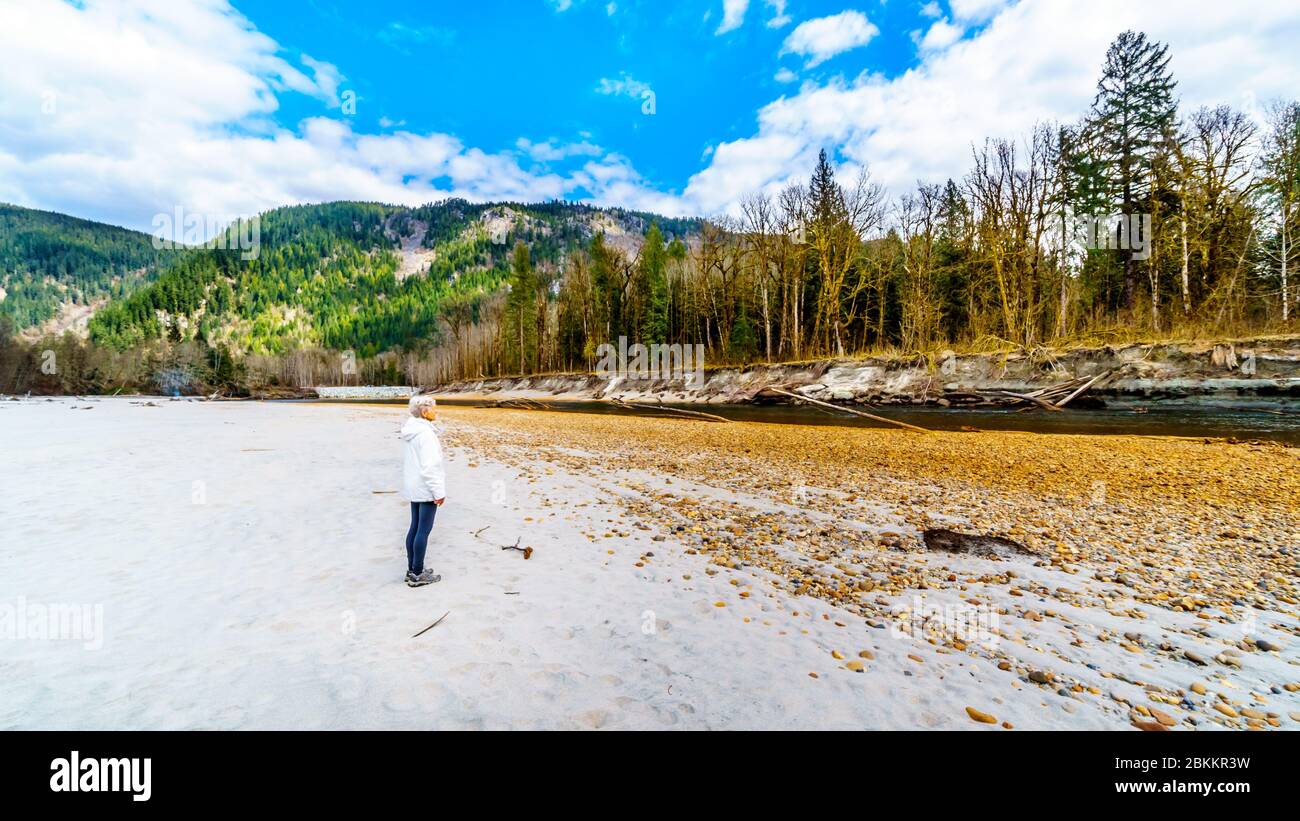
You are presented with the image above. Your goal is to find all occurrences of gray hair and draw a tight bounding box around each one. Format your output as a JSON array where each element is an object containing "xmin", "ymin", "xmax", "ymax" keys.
[{"xmin": 408, "ymin": 394, "xmax": 438, "ymax": 418}]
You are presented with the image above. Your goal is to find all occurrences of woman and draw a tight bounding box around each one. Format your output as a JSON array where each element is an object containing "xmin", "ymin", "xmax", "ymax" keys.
[{"xmin": 400, "ymin": 394, "xmax": 446, "ymax": 587}]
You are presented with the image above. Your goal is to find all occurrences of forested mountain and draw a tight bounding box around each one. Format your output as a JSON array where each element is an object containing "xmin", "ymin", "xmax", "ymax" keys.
[
  {"xmin": 85, "ymin": 200, "xmax": 703, "ymax": 359},
  {"xmin": 0, "ymin": 204, "xmax": 174, "ymax": 332}
]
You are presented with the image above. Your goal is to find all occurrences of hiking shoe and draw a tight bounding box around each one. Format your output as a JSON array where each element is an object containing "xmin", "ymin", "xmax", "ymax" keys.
[{"xmin": 406, "ymin": 569, "xmax": 441, "ymax": 587}]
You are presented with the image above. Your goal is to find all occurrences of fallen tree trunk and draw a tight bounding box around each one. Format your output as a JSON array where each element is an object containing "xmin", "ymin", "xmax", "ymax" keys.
[
  {"xmin": 610, "ymin": 399, "xmax": 730, "ymax": 423},
  {"xmin": 1055, "ymin": 371, "xmax": 1110, "ymax": 408},
  {"xmin": 997, "ymin": 390, "xmax": 1062, "ymax": 412},
  {"xmin": 767, "ymin": 388, "xmax": 931, "ymax": 433}
]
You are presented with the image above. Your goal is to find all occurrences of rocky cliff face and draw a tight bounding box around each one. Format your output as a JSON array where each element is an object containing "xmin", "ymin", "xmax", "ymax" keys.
[{"xmin": 430, "ymin": 337, "xmax": 1300, "ymax": 408}]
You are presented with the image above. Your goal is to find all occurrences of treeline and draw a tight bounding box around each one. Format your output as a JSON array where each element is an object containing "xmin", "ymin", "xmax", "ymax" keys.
[
  {"xmin": 0, "ymin": 204, "xmax": 174, "ymax": 330},
  {"xmin": 428, "ymin": 31, "xmax": 1298, "ymax": 382},
  {"xmin": 0, "ymin": 314, "xmax": 414, "ymax": 396}
]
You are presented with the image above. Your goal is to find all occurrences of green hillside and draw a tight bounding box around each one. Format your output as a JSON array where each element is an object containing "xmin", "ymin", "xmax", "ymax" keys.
[
  {"xmin": 87, "ymin": 199, "xmax": 702, "ymax": 358},
  {"xmin": 0, "ymin": 204, "xmax": 175, "ymax": 331}
]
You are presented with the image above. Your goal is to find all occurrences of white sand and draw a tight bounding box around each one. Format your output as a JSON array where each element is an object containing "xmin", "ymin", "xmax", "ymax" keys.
[{"xmin": 1, "ymin": 398, "xmax": 1294, "ymax": 730}]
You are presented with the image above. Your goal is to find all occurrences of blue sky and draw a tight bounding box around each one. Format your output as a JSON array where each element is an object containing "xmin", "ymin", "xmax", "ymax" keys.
[
  {"xmin": 1, "ymin": 1, "xmax": 1298, "ymax": 233},
  {"xmin": 236, "ymin": 0, "xmax": 931, "ymax": 200}
]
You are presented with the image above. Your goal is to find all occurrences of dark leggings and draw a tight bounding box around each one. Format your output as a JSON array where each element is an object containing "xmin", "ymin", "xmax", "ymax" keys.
[{"xmin": 405, "ymin": 502, "xmax": 438, "ymax": 574}]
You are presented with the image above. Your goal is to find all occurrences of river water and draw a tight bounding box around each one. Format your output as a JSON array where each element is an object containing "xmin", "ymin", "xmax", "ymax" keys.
[{"xmin": 318, "ymin": 395, "xmax": 1300, "ymax": 444}]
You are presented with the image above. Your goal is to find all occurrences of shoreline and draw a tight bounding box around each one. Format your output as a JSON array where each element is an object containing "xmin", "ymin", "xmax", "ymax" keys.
[{"xmin": 424, "ymin": 336, "xmax": 1300, "ymax": 409}]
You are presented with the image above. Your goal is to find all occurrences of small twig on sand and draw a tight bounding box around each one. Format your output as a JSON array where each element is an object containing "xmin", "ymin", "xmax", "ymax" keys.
[
  {"xmin": 501, "ymin": 537, "xmax": 534, "ymax": 560},
  {"xmin": 412, "ymin": 611, "xmax": 450, "ymax": 638},
  {"xmin": 473, "ymin": 525, "xmax": 492, "ymax": 538}
]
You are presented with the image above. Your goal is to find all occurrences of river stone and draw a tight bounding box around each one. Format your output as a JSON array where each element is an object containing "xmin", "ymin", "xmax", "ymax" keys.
[{"xmin": 921, "ymin": 528, "xmax": 1032, "ymax": 558}]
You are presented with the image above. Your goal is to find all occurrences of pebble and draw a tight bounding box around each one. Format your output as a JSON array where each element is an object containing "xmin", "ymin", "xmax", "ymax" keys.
[{"xmin": 966, "ymin": 706, "xmax": 997, "ymax": 724}]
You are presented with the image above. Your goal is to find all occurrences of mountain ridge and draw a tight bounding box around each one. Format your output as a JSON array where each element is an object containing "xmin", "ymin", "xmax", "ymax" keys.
[{"xmin": 80, "ymin": 198, "xmax": 702, "ymax": 357}]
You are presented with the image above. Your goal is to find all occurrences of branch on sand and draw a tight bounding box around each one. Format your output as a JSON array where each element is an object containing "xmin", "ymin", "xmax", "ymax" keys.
[
  {"xmin": 501, "ymin": 536, "xmax": 534, "ymax": 560},
  {"xmin": 412, "ymin": 611, "xmax": 450, "ymax": 638}
]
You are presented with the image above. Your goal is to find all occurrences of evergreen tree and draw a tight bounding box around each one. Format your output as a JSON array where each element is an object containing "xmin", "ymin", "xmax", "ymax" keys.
[
  {"xmin": 1088, "ymin": 30, "xmax": 1178, "ymax": 309},
  {"xmin": 504, "ymin": 240, "xmax": 537, "ymax": 373},
  {"xmin": 641, "ymin": 223, "xmax": 669, "ymax": 344}
]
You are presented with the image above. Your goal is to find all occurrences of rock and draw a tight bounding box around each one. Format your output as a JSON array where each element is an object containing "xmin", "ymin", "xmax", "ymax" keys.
[
  {"xmin": 858, "ymin": 650, "xmax": 875, "ymax": 660},
  {"xmin": 1184, "ymin": 650, "xmax": 1208, "ymax": 666},
  {"xmin": 845, "ymin": 660, "xmax": 865, "ymax": 673},
  {"xmin": 1132, "ymin": 719, "xmax": 1168, "ymax": 732},
  {"xmin": 1150, "ymin": 707, "xmax": 1177, "ymax": 727},
  {"xmin": 1190, "ymin": 682, "xmax": 1207, "ymax": 695},
  {"xmin": 921, "ymin": 528, "xmax": 1031, "ymax": 558},
  {"xmin": 1213, "ymin": 703, "xmax": 1238, "ymax": 718},
  {"xmin": 1255, "ymin": 639, "xmax": 1282, "ymax": 652},
  {"xmin": 831, "ymin": 650, "xmax": 845, "ymax": 660},
  {"xmin": 1028, "ymin": 670, "xmax": 1053, "ymax": 685},
  {"xmin": 966, "ymin": 706, "xmax": 997, "ymax": 724}
]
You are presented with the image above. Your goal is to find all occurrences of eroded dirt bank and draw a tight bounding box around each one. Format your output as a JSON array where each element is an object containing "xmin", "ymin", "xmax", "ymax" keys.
[{"xmin": 431, "ymin": 336, "xmax": 1300, "ymax": 408}]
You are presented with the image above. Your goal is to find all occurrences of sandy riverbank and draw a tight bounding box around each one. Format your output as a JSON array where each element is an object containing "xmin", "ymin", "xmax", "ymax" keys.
[{"xmin": 1, "ymin": 398, "xmax": 1297, "ymax": 729}]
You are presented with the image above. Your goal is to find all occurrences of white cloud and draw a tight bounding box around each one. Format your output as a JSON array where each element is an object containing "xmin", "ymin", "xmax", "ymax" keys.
[
  {"xmin": 678, "ymin": 0, "xmax": 1300, "ymax": 218},
  {"xmin": 4, "ymin": 0, "xmax": 1299, "ymax": 233},
  {"xmin": 716, "ymin": 0, "xmax": 749, "ymax": 35},
  {"xmin": 949, "ymin": 0, "xmax": 1010, "ymax": 22},
  {"xmin": 774, "ymin": 67, "xmax": 799, "ymax": 83},
  {"xmin": 917, "ymin": 18, "xmax": 964, "ymax": 52},
  {"xmin": 781, "ymin": 11, "xmax": 880, "ymax": 68},
  {"xmin": 920, "ymin": 2, "xmax": 943, "ymax": 19},
  {"xmin": 595, "ymin": 73, "xmax": 653, "ymax": 99},
  {"xmin": 0, "ymin": 0, "xmax": 670, "ymax": 233},
  {"xmin": 765, "ymin": 0, "xmax": 792, "ymax": 29},
  {"xmin": 716, "ymin": 0, "xmax": 789, "ymax": 35},
  {"xmin": 516, "ymin": 138, "xmax": 604, "ymax": 163}
]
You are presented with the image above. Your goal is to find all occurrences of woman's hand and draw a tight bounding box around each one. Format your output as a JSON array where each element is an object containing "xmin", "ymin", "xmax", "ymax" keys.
[{"xmin": 434, "ymin": 497, "xmax": 445, "ymax": 506}]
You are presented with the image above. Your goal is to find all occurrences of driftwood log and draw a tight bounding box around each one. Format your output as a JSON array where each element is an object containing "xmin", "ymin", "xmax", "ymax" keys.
[
  {"xmin": 609, "ymin": 399, "xmax": 730, "ymax": 423},
  {"xmin": 767, "ymin": 388, "xmax": 930, "ymax": 433}
]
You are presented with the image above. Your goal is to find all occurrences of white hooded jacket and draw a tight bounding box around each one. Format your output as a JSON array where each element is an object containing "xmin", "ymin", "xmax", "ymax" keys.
[{"xmin": 400, "ymin": 416, "xmax": 447, "ymax": 502}]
